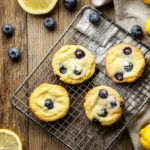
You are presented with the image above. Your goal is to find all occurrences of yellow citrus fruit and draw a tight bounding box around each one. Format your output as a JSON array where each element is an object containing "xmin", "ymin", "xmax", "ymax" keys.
[
  {"xmin": 145, "ymin": 17, "xmax": 150, "ymax": 37},
  {"xmin": 0, "ymin": 129, "xmax": 22, "ymax": 150},
  {"xmin": 144, "ymin": 0, "xmax": 150, "ymax": 5},
  {"xmin": 140, "ymin": 124, "xmax": 150, "ymax": 150},
  {"xmin": 18, "ymin": 0, "xmax": 58, "ymax": 15}
]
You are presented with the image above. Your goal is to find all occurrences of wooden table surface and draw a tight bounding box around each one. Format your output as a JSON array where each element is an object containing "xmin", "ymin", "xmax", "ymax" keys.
[{"xmin": 0, "ymin": 0, "xmax": 134, "ymax": 150}]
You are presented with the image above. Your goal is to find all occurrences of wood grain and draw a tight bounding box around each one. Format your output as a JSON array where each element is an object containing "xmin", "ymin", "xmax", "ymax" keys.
[{"xmin": 0, "ymin": 0, "xmax": 134, "ymax": 150}]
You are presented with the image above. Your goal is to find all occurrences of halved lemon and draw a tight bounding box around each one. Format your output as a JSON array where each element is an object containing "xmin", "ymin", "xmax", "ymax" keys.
[
  {"xmin": 0, "ymin": 129, "xmax": 22, "ymax": 150},
  {"xmin": 18, "ymin": 0, "xmax": 58, "ymax": 15}
]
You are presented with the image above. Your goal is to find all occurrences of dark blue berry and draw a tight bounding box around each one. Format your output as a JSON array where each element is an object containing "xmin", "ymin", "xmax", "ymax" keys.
[
  {"xmin": 110, "ymin": 101, "xmax": 117, "ymax": 108},
  {"xmin": 98, "ymin": 108, "xmax": 108, "ymax": 117},
  {"xmin": 74, "ymin": 69, "xmax": 82, "ymax": 76},
  {"xmin": 8, "ymin": 48, "xmax": 21, "ymax": 61},
  {"xmin": 63, "ymin": 0, "xmax": 77, "ymax": 11},
  {"xmin": 44, "ymin": 18, "xmax": 55, "ymax": 30},
  {"xmin": 99, "ymin": 89, "xmax": 108, "ymax": 99},
  {"xmin": 131, "ymin": 25, "xmax": 143, "ymax": 39},
  {"xmin": 60, "ymin": 66, "xmax": 67, "ymax": 74},
  {"xmin": 75, "ymin": 49, "xmax": 85, "ymax": 59},
  {"xmin": 89, "ymin": 11, "xmax": 101, "ymax": 25},
  {"xmin": 92, "ymin": 118, "xmax": 100, "ymax": 124},
  {"xmin": 124, "ymin": 62, "xmax": 133, "ymax": 72},
  {"xmin": 2, "ymin": 24, "xmax": 14, "ymax": 37},
  {"xmin": 45, "ymin": 100, "xmax": 54, "ymax": 109},
  {"xmin": 120, "ymin": 102, "xmax": 125, "ymax": 109},
  {"xmin": 115, "ymin": 72, "xmax": 124, "ymax": 81},
  {"xmin": 123, "ymin": 47, "xmax": 132, "ymax": 55}
]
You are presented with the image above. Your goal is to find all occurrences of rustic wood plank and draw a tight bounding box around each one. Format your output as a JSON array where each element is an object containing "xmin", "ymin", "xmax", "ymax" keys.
[{"xmin": 0, "ymin": 0, "xmax": 28, "ymax": 149}]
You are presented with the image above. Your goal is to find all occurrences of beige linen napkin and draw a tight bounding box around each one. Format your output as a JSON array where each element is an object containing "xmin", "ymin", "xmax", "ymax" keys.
[
  {"xmin": 113, "ymin": 0, "xmax": 150, "ymax": 149},
  {"xmin": 76, "ymin": 5, "xmax": 150, "ymax": 150}
]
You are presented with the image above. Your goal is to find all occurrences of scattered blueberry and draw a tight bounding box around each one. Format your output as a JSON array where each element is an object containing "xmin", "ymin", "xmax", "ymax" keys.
[
  {"xmin": 89, "ymin": 11, "xmax": 101, "ymax": 25},
  {"xmin": 123, "ymin": 47, "xmax": 132, "ymax": 55},
  {"xmin": 44, "ymin": 18, "xmax": 55, "ymax": 30},
  {"xmin": 92, "ymin": 118, "xmax": 100, "ymax": 124},
  {"xmin": 75, "ymin": 49, "xmax": 85, "ymax": 59},
  {"xmin": 110, "ymin": 101, "xmax": 117, "ymax": 108},
  {"xmin": 2, "ymin": 24, "xmax": 14, "ymax": 37},
  {"xmin": 120, "ymin": 102, "xmax": 125, "ymax": 109},
  {"xmin": 45, "ymin": 100, "xmax": 54, "ymax": 109},
  {"xmin": 124, "ymin": 62, "xmax": 133, "ymax": 72},
  {"xmin": 131, "ymin": 25, "xmax": 143, "ymax": 39},
  {"xmin": 74, "ymin": 69, "xmax": 82, "ymax": 76},
  {"xmin": 98, "ymin": 108, "xmax": 108, "ymax": 117},
  {"xmin": 63, "ymin": 0, "xmax": 77, "ymax": 11},
  {"xmin": 99, "ymin": 89, "xmax": 108, "ymax": 99},
  {"xmin": 8, "ymin": 48, "xmax": 21, "ymax": 61},
  {"xmin": 115, "ymin": 72, "xmax": 124, "ymax": 81},
  {"xmin": 60, "ymin": 66, "xmax": 67, "ymax": 74}
]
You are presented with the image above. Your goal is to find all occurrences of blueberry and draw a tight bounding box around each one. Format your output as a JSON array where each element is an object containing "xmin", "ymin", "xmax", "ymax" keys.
[
  {"xmin": 120, "ymin": 102, "xmax": 125, "ymax": 109},
  {"xmin": 63, "ymin": 0, "xmax": 77, "ymax": 11},
  {"xmin": 60, "ymin": 66, "xmax": 67, "ymax": 74},
  {"xmin": 2, "ymin": 24, "xmax": 14, "ymax": 37},
  {"xmin": 89, "ymin": 11, "xmax": 101, "ymax": 25},
  {"xmin": 99, "ymin": 89, "xmax": 108, "ymax": 99},
  {"xmin": 124, "ymin": 62, "xmax": 133, "ymax": 72},
  {"xmin": 44, "ymin": 18, "xmax": 55, "ymax": 30},
  {"xmin": 115, "ymin": 72, "xmax": 124, "ymax": 81},
  {"xmin": 123, "ymin": 47, "xmax": 132, "ymax": 55},
  {"xmin": 45, "ymin": 100, "xmax": 54, "ymax": 109},
  {"xmin": 98, "ymin": 108, "xmax": 108, "ymax": 117},
  {"xmin": 110, "ymin": 101, "xmax": 117, "ymax": 108},
  {"xmin": 8, "ymin": 48, "xmax": 21, "ymax": 61},
  {"xmin": 75, "ymin": 49, "xmax": 85, "ymax": 59},
  {"xmin": 74, "ymin": 69, "xmax": 82, "ymax": 76},
  {"xmin": 92, "ymin": 118, "xmax": 100, "ymax": 124},
  {"xmin": 131, "ymin": 25, "xmax": 143, "ymax": 39}
]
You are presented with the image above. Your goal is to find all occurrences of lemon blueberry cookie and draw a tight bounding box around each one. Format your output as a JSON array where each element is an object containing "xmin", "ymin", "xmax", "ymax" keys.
[
  {"xmin": 52, "ymin": 45, "xmax": 96, "ymax": 84},
  {"xmin": 105, "ymin": 43, "xmax": 146, "ymax": 83},
  {"xmin": 84, "ymin": 86, "xmax": 124, "ymax": 126},
  {"xmin": 29, "ymin": 83, "xmax": 70, "ymax": 122}
]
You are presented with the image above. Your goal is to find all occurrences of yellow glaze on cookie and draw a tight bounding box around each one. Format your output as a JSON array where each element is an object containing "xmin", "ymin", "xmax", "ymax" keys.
[
  {"xmin": 52, "ymin": 45, "xmax": 96, "ymax": 84},
  {"xmin": 84, "ymin": 86, "xmax": 124, "ymax": 126},
  {"xmin": 145, "ymin": 17, "xmax": 150, "ymax": 36},
  {"xmin": 29, "ymin": 83, "xmax": 70, "ymax": 122},
  {"xmin": 105, "ymin": 43, "xmax": 145, "ymax": 83}
]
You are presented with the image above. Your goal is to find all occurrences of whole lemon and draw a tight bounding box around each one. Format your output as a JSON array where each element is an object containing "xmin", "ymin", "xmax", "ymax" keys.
[
  {"xmin": 140, "ymin": 124, "xmax": 150, "ymax": 150},
  {"xmin": 144, "ymin": 0, "xmax": 150, "ymax": 5}
]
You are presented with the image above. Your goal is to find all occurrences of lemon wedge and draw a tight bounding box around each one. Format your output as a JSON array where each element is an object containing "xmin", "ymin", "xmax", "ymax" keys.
[
  {"xmin": 18, "ymin": 0, "xmax": 58, "ymax": 15},
  {"xmin": 0, "ymin": 129, "xmax": 22, "ymax": 150}
]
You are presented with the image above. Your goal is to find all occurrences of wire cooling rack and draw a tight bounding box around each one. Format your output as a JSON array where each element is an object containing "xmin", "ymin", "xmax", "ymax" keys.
[{"xmin": 11, "ymin": 6, "xmax": 150, "ymax": 150}]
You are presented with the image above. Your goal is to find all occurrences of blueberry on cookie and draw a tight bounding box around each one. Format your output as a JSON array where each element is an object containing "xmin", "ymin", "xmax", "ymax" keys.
[
  {"xmin": 52, "ymin": 45, "xmax": 96, "ymax": 84},
  {"xmin": 105, "ymin": 43, "xmax": 146, "ymax": 83},
  {"xmin": 84, "ymin": 86, "xmax": 124, "ymax": 126},
  {"xmin": 29, "ymin": 83, "xmax": 70, "ymax": 122}
]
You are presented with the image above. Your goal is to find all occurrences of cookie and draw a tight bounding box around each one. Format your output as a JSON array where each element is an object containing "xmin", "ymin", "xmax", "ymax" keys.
[
  {"xmin": 29, "ymin": 83, "xmax": 70, "ymax": 122},
  {"xmin": 105, "ymin": 43, "xmax": 146, "ymax": 83},
  {"xmin": 84, "ymin": 86, "xmax": 124, "ymax": 126},
  {"xmin": 52, "ymin": 45, "xmax": 96, "ymax": 84}
]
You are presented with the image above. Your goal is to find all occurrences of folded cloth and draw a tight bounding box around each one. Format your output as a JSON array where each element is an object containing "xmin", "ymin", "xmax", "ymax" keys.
[
  {"xmin": 76, "ymin": 7, "xmax": 150, "ymax": 150},
  {"xmin": 113, "ymin": 0, "xmax": 150, "ymax": 149}
]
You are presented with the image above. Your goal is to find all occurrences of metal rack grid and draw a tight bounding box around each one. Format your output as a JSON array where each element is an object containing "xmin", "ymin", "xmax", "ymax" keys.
[{"xmin": 11, "ymin": 6, "xmax": 150, "ymax": 150}]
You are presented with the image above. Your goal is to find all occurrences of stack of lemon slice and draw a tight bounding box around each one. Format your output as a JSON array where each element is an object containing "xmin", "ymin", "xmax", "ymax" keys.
[{"xmin": 18, "ymin": 0, "xmax": 58, "ymax": 15}]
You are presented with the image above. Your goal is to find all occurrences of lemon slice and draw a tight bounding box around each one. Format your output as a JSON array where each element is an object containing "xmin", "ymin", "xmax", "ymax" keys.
[
  {"xmin": 18, "ymin": 0, "xmax": 58, "ymax": 15},
  {"xmin": 0, "ymin": 129, "xmax": 22, "ymax": 150}
]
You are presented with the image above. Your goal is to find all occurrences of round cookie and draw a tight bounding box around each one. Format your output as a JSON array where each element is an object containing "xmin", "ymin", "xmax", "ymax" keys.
[
  {"xmin": 105, "ymin": 43, "xmax": 146, "ymax": 83},
  {"xmin": 29, "ymin": 83, "xmax": 70, "ymax": 122},
  {"xmin": 84, "ymin": 86, "xmax": 124, "ymax": 126},
  {"xmin": 52, "ymin": 45, "xmax": 96, "ymax": 84}
]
